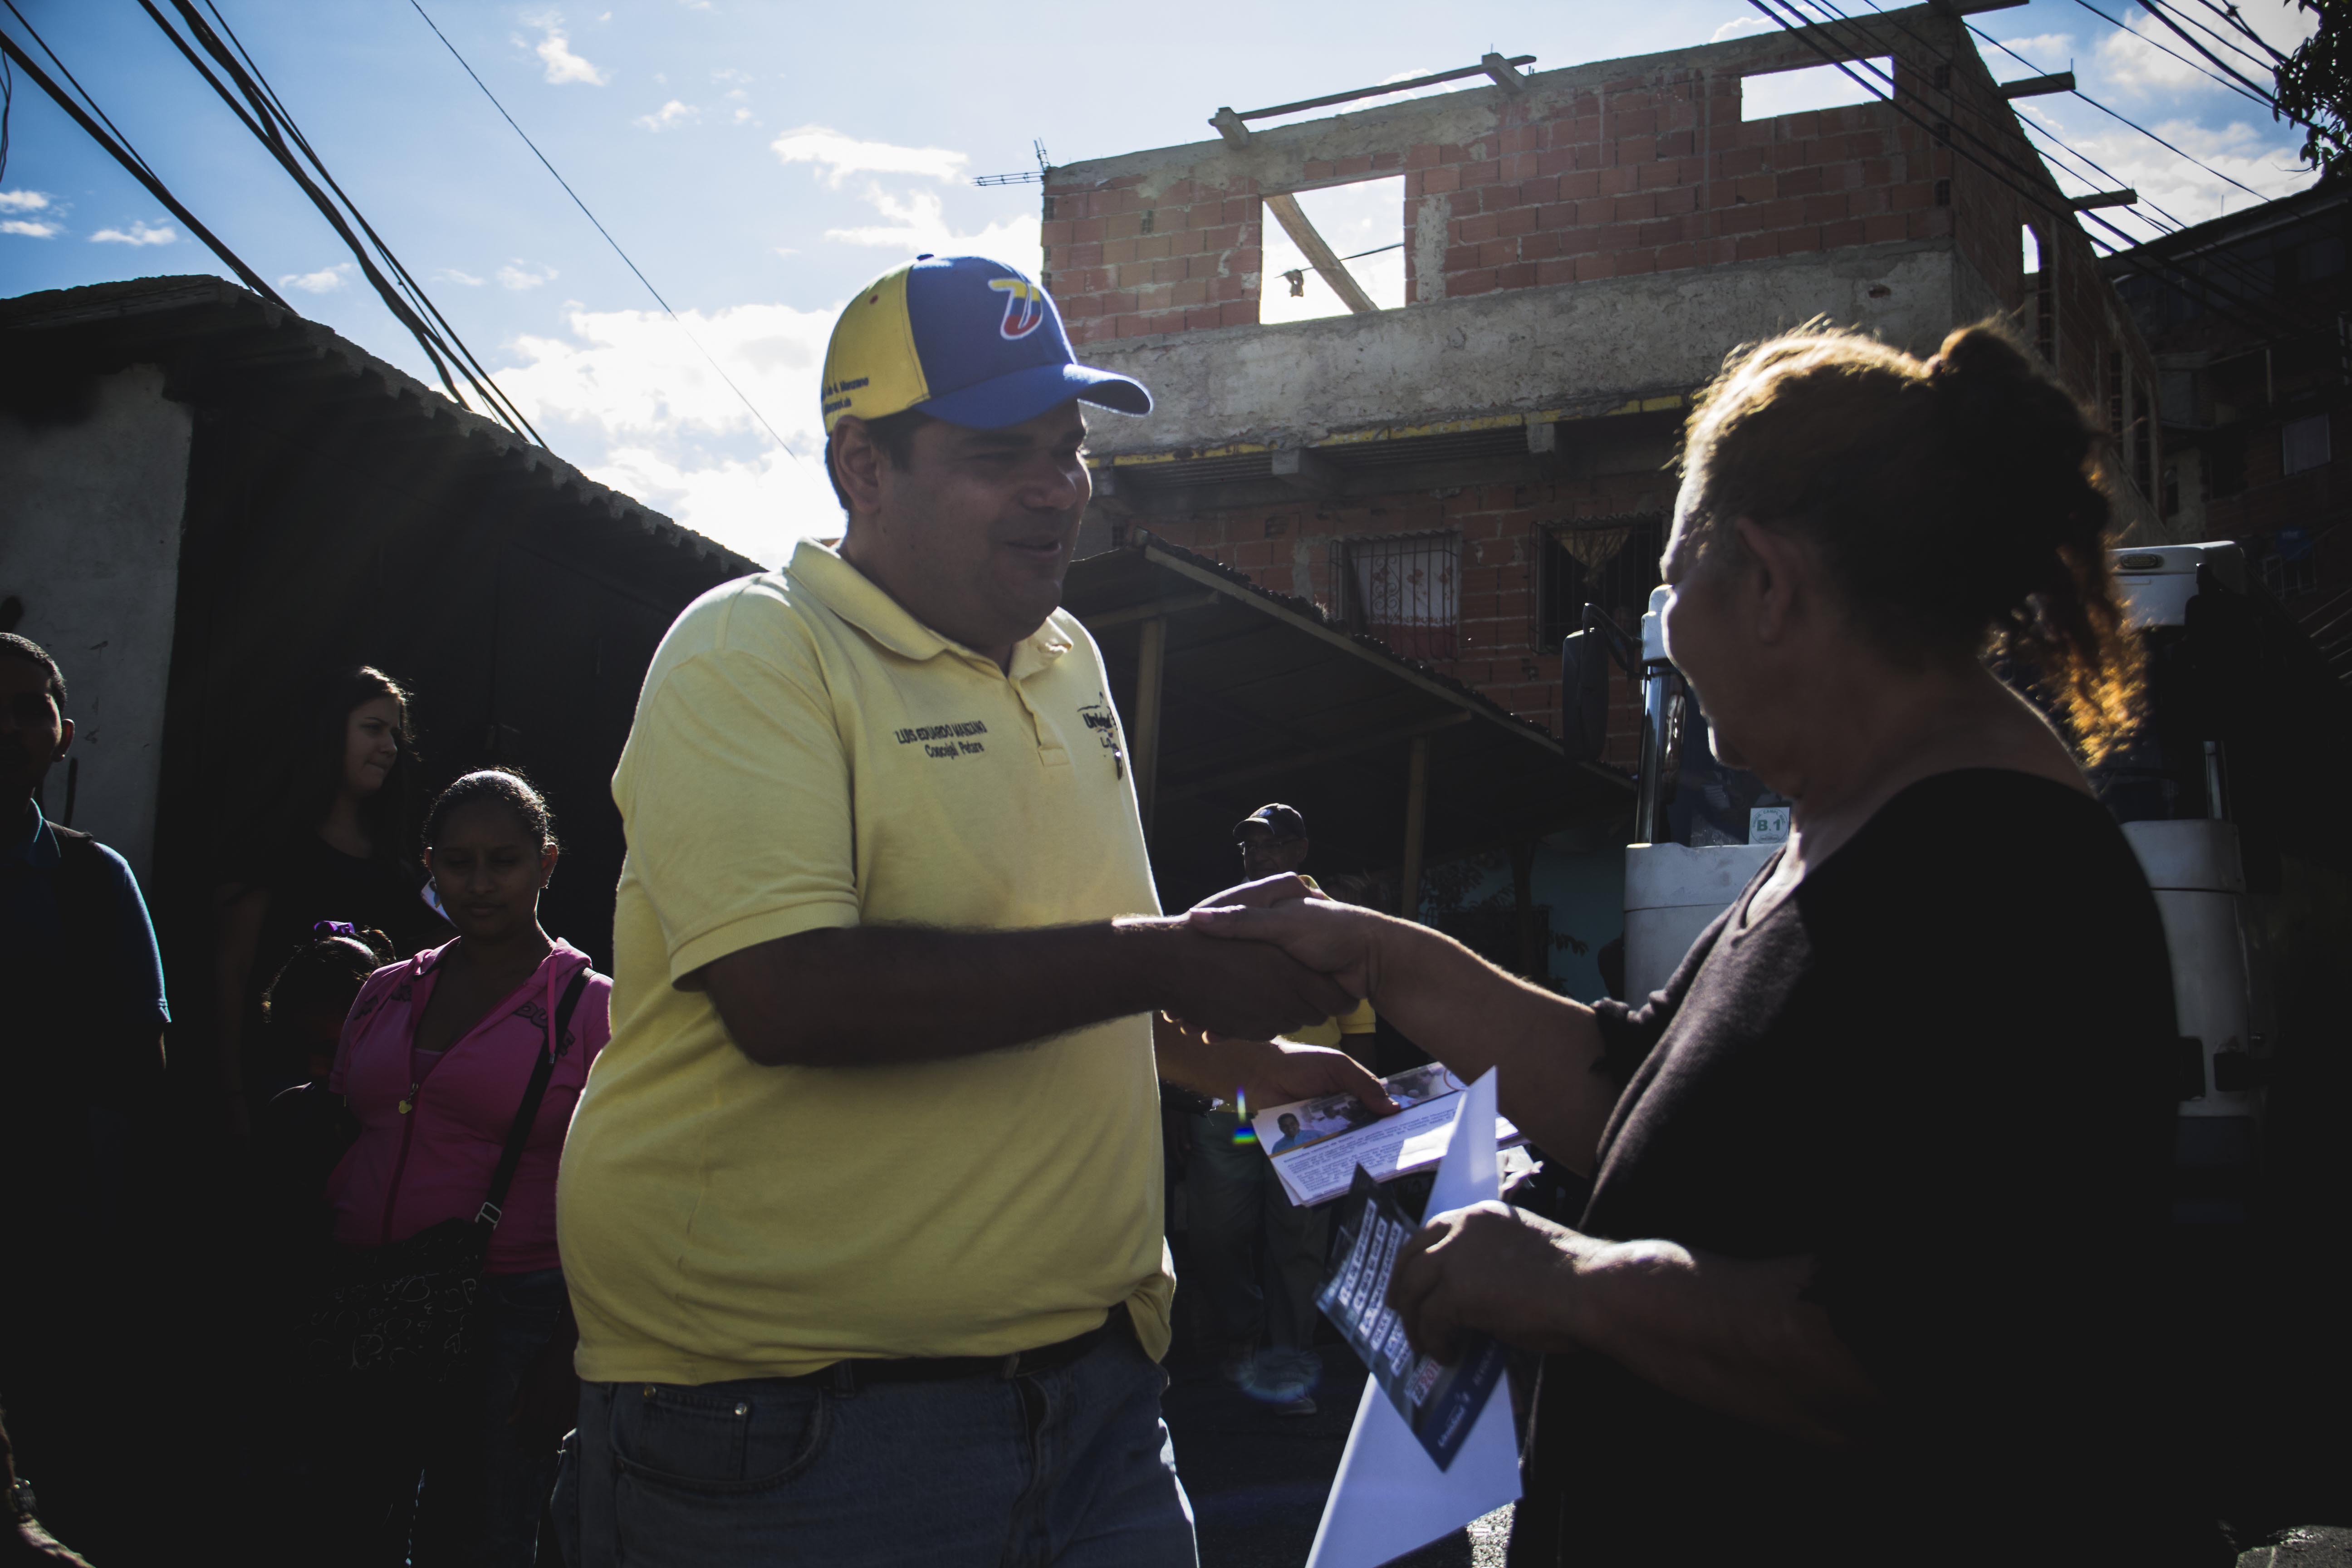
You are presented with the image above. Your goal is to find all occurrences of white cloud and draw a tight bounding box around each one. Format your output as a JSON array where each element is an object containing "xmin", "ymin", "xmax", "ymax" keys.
[
  {"xmin": 498, "ymin": 259, "xmax": 560, "ymax": 290},
  {"xmin": 712, "ymin": 67, "xmax": 750, "ymax": 83},
  {"xmin": 2, "ymin": 220, "xmax": 62, "ymax": 239},
  {"xmin": 492, "ymin": 300, "xmax": 843, "ymax": 561},
  {"xmin": 2093, "ymin": 0, "xmax": 2310, "ymax": 93},
  {"xmin": 823, "ymin": 186, "xmax": 1042, "ymax": 276},
  {"xmin": 770, "ymin": 125, "xmax": 967, "ymax": 187},
  {"xmin": 279, "ymin": 264, "xmax": 352, "ymax": 294},
  {"xmin": 517, "ymin": 10, "xmax": 608, "ymax": 86},
  {"xmin": 0, "ymin": 189, "xmax": 53, "ymax": 213},
  {"xmin": 91, "ymin": 220, "xmax": 177, "ymax": 246},
  {"xmin": 1711, "ymin": 17, "xmax": 1773, "ymax": 42},
  {"xmin": 1996, "ymin": 32, "xmax": 2076, "ymax": 62},
  {"xmin": 588, "ymin": 444, "xmax": 838, "ymax": 564},
  {"xmin": 2029, "ymin": 116, "xmax": 2315, "ymax": 237},
  {"xmin": 732, "ymin": 107, "xmax": 756, "ymax": 124},
  {"xmin": 436, "ymin": 267, "xmax": 485, "ymax": 286},
  {"xmin": 635, "ymin": 99, "xmax": 700, "ymax": 131}
]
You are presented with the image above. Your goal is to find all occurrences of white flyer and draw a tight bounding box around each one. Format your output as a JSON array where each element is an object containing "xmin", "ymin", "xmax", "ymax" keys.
[
  {"xmin": 1249, "ymin": 1062, "xmax": 1527, "ymax": 1208},
  {"xmin": 1305, "ymin": 1067, "xmax": 1524, "ymax": 1568}
]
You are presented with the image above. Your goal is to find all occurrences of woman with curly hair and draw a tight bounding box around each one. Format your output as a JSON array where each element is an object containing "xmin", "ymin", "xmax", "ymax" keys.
[{"xmin": 1192, "ymin": 323, "xmax": 2220, "ymax": 1565}]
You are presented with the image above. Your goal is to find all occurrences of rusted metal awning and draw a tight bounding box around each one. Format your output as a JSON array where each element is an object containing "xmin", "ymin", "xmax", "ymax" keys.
[{"xmin": 1062, "ymin": 531, "xmax": 1630, "ymax": 909}]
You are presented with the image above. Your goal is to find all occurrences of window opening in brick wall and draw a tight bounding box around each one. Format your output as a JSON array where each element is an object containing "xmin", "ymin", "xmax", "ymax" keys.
[
  {"xmin": 1260, "ymin": 176, "xmax": 1405, "ymax": 326},
  {"xmin": 1536, "ymin": 516, "xmax": 1666, "ymax": 648},
  {"xmin": 1741, "ymin": 57, "xmax": 1892, "ymax": 121},
  {"xmin": 1339, "ymin": 529, "xmax": 1459, "ymax": 661},
  {"xmin": 2283, "ymin": 412, "xmax": 2333, "ymax": 475},
  {"xmin": 2022, "ymin": 223, "xmax": 2041, "ymax": 276}
]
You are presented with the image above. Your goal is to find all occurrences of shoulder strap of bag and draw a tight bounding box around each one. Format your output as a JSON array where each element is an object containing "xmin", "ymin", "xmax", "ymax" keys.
[{"xmin": 475, "ymin": 965, "xmax": 593, "ymax": 1229}]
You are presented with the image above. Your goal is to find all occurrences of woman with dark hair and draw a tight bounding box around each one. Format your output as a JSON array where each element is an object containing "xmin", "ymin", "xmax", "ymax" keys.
[
  {"xmin": 215, "ymin": 666, "xmax": 449, "ymax": 1124},
  {"xmin": 318, "ymin": 769, "xmax": 609, "ymax": 1567},
  {"xmin": 1191, "ymin": 323, "xmax": 2221, "ymax": 1564}
]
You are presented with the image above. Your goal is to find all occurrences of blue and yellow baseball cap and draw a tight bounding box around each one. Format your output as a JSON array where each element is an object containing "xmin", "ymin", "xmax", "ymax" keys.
[{"xmin": 820, "ymin": 255, "xmax": 1151, "ymax": 433}]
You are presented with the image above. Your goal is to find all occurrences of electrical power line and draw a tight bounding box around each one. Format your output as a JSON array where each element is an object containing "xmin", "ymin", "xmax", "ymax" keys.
[
  {"xmin": 0, "ymin": 8, "xmax": 286, "ymax": 305},
  {"xmin": 2068, "ymin": 0, "xmax": 2279, "ymax": 108},
  {"xmin": 1818, "ymin": 0, "xmax": 2311, "ymax": 321},
  {"xmin": 136, "ymin": 0, "xmax": 540, "ymax": 441},
  {"xmin": 1747, "ymin": 0, "xmax": 2321, "ymax": 348},
  {"xmin": 405, "ymin": 0, "xmax": 799, "ymax": 463}
]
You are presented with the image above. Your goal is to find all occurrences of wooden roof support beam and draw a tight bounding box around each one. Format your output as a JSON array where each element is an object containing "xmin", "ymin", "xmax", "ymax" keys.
[
  {"xmin": 1999, "ymin": 71, "xmax": 2076, "ymax": 98},
  {"xmin": 1264, "ymin": 193, "xmax": 1379, "ymax": 315},
  {"xmin": 1481, "ymin": 52, "xmax": 1528, "ymax": 94},
  {"xmin": 1080, "ymin": 592, "xmax": 1222, "ymax": 633},
  {"xmin": 2070, "ymin": 188, "xmax": 2138, "ymax": 211}
]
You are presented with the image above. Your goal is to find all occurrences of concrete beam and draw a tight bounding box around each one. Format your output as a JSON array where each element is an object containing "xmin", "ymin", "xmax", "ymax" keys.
[
  {"xmin": 1998, "ymin": 71, "xmax": 2075, "ymax": 98},
  {"xmin": 1209, "ymin": 108, "xmax": 1250, "ymax": 148},
  {"xmin": 1270, "ymin": 445, "xmax": 1341, "ymax": 494},
  {"xmin": 1076, "ymin": 240, "xmax": 1970, "ymax": 459},
  {"xmin": 1480, "ymin": 52, "xmax": 1528, "ymax": 94}
]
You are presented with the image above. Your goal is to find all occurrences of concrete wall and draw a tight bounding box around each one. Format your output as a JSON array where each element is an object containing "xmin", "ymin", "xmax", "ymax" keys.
[
  {"xmin": 1079, "ymin": 239, "xmax": 1971, "ymax": 456},
  {"xmin": 0, "ymin": 365, "xmax": 189, "ymax": 883}
]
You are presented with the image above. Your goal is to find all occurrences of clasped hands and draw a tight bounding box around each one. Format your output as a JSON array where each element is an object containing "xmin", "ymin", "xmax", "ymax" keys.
[{"xmin": 1166, "ymin": 873, "xmax": 1588, "ymax": 1368}]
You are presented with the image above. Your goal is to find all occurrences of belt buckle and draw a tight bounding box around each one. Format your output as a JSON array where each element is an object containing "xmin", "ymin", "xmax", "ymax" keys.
[{"xmin": 999, "ymin": 1351, "xmax": 1023, "ymax": 1380}]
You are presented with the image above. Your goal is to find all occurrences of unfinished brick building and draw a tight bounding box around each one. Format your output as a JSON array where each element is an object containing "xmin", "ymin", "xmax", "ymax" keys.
[{"xmin": 1047, "ymin": 5, "xmax": 2171, "ymax": 769}]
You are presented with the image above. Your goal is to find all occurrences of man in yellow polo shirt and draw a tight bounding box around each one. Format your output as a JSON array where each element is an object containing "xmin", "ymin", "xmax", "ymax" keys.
[{"xmin": 552, "ymin": 255, "xmax": 1394, "ymax": 1568}]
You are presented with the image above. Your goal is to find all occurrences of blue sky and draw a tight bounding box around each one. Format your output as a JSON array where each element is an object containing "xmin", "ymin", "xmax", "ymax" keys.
[{"xmin": 0, "ymin": 0, "xmax": 2320, "ymax": 564}]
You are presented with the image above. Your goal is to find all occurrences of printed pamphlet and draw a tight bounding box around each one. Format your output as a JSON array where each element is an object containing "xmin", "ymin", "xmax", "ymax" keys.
[
  {"xmin": 1249, "ymin": 1062, "xmax": 1527, "ymax": 1207},
  {"xmin": 1316, "ymin": 1167, "xmax": 1510, "ymax": 1472}
]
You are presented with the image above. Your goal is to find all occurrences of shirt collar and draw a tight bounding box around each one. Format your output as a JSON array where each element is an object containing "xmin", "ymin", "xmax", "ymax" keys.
[
  {"xmin": 10, "ymin": 797, "xmax": 59, "ymax": 870},
  {"xmin": 786, "ymin": 539, "xmax": 1076, "ymax": 680}
]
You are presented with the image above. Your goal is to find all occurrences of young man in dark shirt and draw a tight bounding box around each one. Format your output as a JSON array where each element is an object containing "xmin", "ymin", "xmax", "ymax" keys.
[{"xmin": 0, "ymin": 632, "xmax": 169, "ymax": 1562}]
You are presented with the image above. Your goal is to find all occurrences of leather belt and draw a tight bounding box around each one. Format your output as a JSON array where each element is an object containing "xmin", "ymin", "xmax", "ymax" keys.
[{"xmin": 809, "ymin": 1310, "xmax": 1126, "ymax": 1390}]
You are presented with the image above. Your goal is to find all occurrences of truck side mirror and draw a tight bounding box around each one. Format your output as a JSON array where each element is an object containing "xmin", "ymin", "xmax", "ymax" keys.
[{"xmin": 1559, "ymin": 630, "xmax": 1610, "ymax": 763}]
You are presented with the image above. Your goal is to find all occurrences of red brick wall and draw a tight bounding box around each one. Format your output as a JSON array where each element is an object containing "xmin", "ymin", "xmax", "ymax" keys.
[
  {"xmin": 1401, "ymin": 64, "xmax": 1953, "ymax": 299},
  {"xmin": 1041, "ymin": 173, "xmax": 1270, "ymax": 346}
]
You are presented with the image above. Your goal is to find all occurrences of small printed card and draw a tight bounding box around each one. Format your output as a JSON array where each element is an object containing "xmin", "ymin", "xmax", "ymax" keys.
[{"xmin": 1315, "ymin": 1168, "xmax": 1509, "ymax": 1472}]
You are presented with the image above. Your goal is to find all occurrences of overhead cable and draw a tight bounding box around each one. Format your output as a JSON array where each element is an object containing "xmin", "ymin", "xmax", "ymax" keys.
[
  {"xmin": 1813, "ymin": 0, "xmax": 2318, "ymax": 327},
  {"xmin": 1790, "ymin": 0, "xmax": 2323, "ymax": 337},
  {"xmin": 404, "ymin": 0, "xmax": 799, "ymax": 463},
  {"xmin": 0, "ymin": 10, "xmax": 285, "ymax": 305},
  {"xmin": 137, "ymin": 0, "xmax": 539, "ymax": 441},
  {"xmin": 2132, "ymin": 0, "xmax": 2298, "ymax": 106},
  {"xmin": 2067, "ymin": 0, "xmax": 2278, "ymax": 109},
  {"xmin": 1745, "ymin": 0, "xmax": 2318, "ymax": 347}
]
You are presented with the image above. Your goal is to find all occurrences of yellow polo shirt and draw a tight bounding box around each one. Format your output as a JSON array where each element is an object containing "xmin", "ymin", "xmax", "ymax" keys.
[{"xmin": 559, "ymin": 539, "xmax": 1171, "ymax": 1384}]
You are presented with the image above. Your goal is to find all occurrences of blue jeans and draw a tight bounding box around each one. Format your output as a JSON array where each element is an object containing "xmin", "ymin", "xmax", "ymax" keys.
[{"xmin": 552, "ymin": 1317, "xmax": 1196, "ymax": 1568}]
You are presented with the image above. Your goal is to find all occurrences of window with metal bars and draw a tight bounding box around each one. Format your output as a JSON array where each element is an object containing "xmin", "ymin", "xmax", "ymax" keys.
[
  {"xmin": 1536, "ymin": 516, "xmax": 1666, "ymax": 647},
  {"xmin": 1336, "ymin": 530, "xmax": 1460, "ymax": 660}
]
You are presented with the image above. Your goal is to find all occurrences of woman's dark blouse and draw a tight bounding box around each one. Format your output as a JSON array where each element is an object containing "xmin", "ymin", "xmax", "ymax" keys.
[{"xmin": 1510, "ymin": 770, "xmax": 2216, "ymax": 1567}]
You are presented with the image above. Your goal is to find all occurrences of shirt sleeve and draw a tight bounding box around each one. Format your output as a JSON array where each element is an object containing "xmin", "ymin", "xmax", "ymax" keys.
[
  {"xmin": 618, "ymin": 641, "xmax": 863, "ymax": 985},
  {"xmin": 97, "ymin": 843, "xmax": 169, "ymax": 1030}
]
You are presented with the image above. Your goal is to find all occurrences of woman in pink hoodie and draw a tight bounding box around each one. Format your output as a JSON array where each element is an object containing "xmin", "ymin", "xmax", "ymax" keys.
[{"xmin": 322, "ymin": 769, "xmax": 610, "ymax": 1567}]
